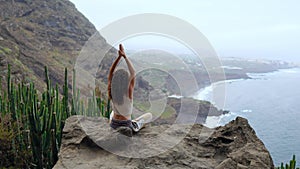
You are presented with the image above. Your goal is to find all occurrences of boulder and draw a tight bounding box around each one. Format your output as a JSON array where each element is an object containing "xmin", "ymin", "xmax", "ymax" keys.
[{"xmin": 54, "ymin": 115, "xmax": 274, "ymax": 169}]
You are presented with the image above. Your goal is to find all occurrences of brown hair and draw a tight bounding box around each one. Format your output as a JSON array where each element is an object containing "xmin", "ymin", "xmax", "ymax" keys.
[{"xmin": 111, "ymin": 69, "xmax": 129, "ymax": 105}]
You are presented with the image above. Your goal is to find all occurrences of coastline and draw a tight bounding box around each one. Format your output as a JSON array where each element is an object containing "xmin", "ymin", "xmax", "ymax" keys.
[
  {"xmin": 200, "ymin": 67, "xmax": 300, "ymax": 166},
  {"xmin": 192, "ymin": 66, "xmax": 300, "ymax": 104},
  {"xmin": 192, "ymin": 67, "xmax": 300, "ymax": 128}
]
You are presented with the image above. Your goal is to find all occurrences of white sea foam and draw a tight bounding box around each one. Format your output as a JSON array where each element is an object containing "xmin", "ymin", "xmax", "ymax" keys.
[
  {"xmin": 193, "ymin": 85, "xmax": 213, "ymax": 101},
  {"xmin": 204, "ymin": 112, "xmax": 238, "ymax": 128},
  {"xmin": 193, "ymin": 79, "xmax": 244, "ymax": 102},
  {"xmin": 218, "ymin": 112, "xmax": 239, "ymax": 126},
  {"xmin": 241, "ymin": 109, "xmax": 252, "ymax": 113},
  {"xmin": 279, "ymin": 68, "xmax": 300, "ymax": 74},
  {"xmin": 168, "ymin": 95, "xmax": 183, "ymax": 99},
  {"xmin": 204, "ymin": 116, "xmax": 221, "ymax": 128}
]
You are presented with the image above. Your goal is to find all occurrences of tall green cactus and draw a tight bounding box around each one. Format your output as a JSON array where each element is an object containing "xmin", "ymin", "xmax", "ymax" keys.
[
  {"xmin": 63, "ymin": 67, "xmax": 69, "ymax": 118},
  {"xmin": 277, "ymin": 155, "xmax": 299, "ymax": 169}
]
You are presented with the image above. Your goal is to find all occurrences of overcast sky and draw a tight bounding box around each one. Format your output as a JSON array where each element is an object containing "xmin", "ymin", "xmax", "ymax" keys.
[{"xmin": 70, "ymin": 0, "xmax": 300, "ymax": 62}]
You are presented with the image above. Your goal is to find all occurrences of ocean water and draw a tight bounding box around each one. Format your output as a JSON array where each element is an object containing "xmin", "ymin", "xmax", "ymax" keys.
[{"xmin": 193, "ymin": 68, "xmax": 300, "ymax": 166}]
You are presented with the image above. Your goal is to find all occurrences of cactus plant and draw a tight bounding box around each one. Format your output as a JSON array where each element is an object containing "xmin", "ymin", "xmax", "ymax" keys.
[
  {"xmin": 277, "ymin": 155, "xmax": 299, "ymax": 169},
  {"xmin": 0, "ymin": 64, "xmax": 111, "ymax": 168}
]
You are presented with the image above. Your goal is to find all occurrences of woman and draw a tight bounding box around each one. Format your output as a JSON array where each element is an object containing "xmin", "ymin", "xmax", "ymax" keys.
[{"xmin": 108, "ymin": 44, "xmax": 151, "ymax": 133}]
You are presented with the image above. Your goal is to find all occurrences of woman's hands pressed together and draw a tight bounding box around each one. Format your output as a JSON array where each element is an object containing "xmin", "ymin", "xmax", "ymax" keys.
[{"xmin": 118, "ymin": 44, "xmax": 127, "ymax": 59}]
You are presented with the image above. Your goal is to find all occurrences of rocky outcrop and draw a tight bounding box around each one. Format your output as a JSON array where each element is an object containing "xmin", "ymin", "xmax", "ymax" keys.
[
  {"xmin": 53, "ymin": 115, "xmax": 274, "ymax": 169},
  {"xmin": 168, "ymin": 97, "xmax": 228, "ymax": 116}
]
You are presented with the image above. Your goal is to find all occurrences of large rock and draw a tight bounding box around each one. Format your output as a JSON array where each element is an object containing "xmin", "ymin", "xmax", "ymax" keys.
[{"xmin": 53, "ymin": 115, "xmax": 274, "ymax": 169}]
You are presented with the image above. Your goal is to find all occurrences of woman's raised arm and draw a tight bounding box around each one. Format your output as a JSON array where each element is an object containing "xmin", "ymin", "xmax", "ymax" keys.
[
  {"xmin": 118, "ymin": 44, "xmax": 135, "ymax": 99},
  {"xmin": 107, "ymin": 51, "xmax": 122, "ymax": 99}
]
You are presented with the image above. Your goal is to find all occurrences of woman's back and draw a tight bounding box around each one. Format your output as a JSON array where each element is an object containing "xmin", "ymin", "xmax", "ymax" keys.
[{"xmin": 112, "ymin": 95, "xmax": 133, "ymax": 119}]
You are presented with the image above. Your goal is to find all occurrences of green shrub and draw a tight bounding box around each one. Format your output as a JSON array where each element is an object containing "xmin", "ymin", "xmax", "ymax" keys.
[{"xmin": 0, "ymin": 46, "xmax": 12, "ymax": 55}]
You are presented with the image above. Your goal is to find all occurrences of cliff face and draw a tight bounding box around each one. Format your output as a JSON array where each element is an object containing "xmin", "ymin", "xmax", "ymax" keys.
[
  {"xmin": 0, "ymin": 0, "xmax": 114, "ymax": 91},
  {"xmin": 54, "ymin": 115, "xmax": 274, "ymax": 169}
]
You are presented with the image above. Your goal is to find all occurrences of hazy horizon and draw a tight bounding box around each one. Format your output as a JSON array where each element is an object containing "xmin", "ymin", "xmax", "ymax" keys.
[{"xmin": 70, "ymin": 0, "xmax": 300, "ymax": 63}]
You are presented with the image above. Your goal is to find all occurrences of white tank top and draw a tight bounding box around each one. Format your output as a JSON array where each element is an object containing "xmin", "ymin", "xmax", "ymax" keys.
[{"xmin": 112, "ymin": 95, "xmax": 133, "ymax": 118}]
